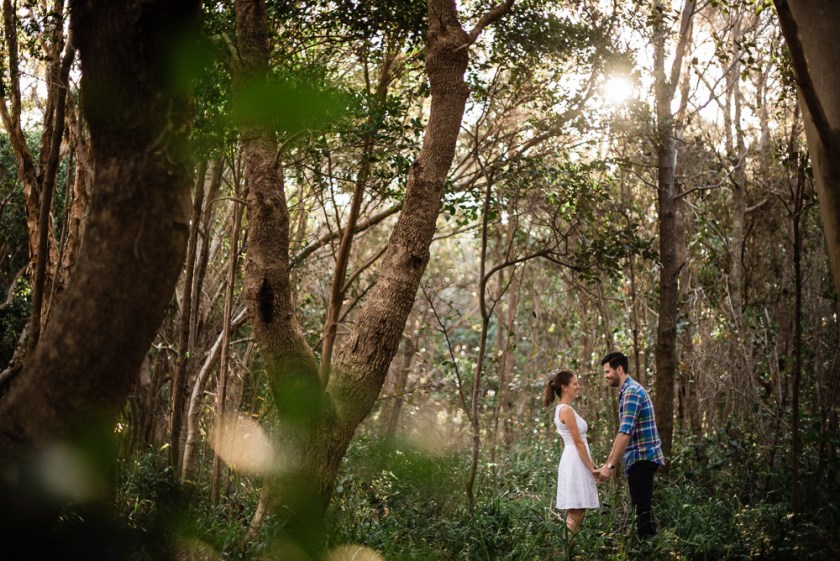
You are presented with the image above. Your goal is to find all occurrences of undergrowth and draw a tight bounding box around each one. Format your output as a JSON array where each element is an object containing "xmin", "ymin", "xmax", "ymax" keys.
[{"xmin": 113, "ymin": 429, "xmax": 838, "ymax": 560}]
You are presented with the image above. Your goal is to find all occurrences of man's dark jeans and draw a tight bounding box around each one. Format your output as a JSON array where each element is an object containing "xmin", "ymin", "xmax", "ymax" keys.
[{"xmin": 627, "ymin": 460, "xmax": 659, "ymax": 538}]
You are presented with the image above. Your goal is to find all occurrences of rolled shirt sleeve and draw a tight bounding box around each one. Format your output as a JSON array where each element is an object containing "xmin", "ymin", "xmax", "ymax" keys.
[
  {"xmin": 617, "ymin": 377, "xmax": 665, "ymax": 472},
  {"xmin": 618, "ymin": 390, "xmax": 642, "ymax": 436}
]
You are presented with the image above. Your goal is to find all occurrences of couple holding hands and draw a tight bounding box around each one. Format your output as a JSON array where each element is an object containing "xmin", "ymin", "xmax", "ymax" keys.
[{"xmin": 543, "ymin": 352, "xmax": 665, "ymax": 535}]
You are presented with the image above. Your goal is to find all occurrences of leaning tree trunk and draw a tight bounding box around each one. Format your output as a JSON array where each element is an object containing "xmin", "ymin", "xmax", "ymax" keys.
[
  {"xmin": 774, "ymin": 0, "xmax": 840, "ymax": 299},
  {"xmin": 0, "ymin": 0, "xmax": 199, "ymax": 533},
  {"xmin": 232, "ymin": 0, "xmax": 327, "ymax": 550},
  {"xmin": 235, "ymin": 0, "xmax": 514, "ymax": 552}
]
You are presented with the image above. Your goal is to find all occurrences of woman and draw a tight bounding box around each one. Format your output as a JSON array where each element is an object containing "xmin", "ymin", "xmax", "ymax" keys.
[{"xmin": 544, "ymin": 370, "xmax": 599, "ymax": 532}]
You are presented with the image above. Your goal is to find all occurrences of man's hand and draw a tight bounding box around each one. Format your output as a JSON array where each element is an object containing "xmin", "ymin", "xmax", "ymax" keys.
[{"xmin": 598, "ymin": 464, "xmax": 614, "ymax": 480}]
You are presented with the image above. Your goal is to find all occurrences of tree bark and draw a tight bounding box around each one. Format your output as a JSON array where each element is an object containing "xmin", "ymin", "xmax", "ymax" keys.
[
  {"xmin": 652, "ymin": 0, "xmax": 695, "ymax": 459},
  {"xmin": 381, "ymin": 334, "xmax": 416, "ymax": 446},
  {"xmin": 774, "ymin": 0, "xmax": 840, "ymax": 298},
  {"xmin": 493, "ymin": 265, "xmax": 519, "ymax": 453},
  {"xmin": 0, "ymin": 0, "xmax": 200, "ymax": 535},
  {"xmin": 210, "ymin": 198, "xmax": 243, "ymax": 501},
  {"xmin": 236, "ymin": 0, "xmax": 514, "ymax": 550},
  {"xmin": 235, "ymin": 0, "xmax": 318, "ymax": 385},
  {"xmin": 169, "ymin": 161, "xmax": 208, "ymax": 470}
]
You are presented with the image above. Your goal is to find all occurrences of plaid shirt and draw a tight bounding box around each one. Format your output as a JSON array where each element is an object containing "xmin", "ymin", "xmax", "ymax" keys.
[{"xmin": 618, "ymin": 377, "xmax": 665, "ymax": 473}]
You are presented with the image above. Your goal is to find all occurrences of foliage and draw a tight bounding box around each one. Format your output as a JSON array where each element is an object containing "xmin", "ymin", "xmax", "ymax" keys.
[
  {"xmin": 0, "ymin": 276, "xmax": 29, "ymax": 368},
  {"xmin": 319, "ymin": 430, "xmax": 837, "ymax": 561}
]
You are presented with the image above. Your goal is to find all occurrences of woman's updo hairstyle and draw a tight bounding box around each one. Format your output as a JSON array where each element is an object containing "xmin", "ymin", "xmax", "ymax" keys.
[{"xmin": 543, "ymin": 370, "xmax": 575, "ymax": 407}]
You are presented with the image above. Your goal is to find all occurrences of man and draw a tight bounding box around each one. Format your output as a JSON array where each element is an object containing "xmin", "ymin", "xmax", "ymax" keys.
[{"xmin": 598, "ymin": 351, "xmax": 665, "ymax": 538}]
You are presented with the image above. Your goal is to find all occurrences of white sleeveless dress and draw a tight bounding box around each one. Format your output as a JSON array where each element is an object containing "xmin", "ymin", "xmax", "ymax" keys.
[{"xmin": 554, "ymin": 403, "xmax": 599, "ymax": 509}]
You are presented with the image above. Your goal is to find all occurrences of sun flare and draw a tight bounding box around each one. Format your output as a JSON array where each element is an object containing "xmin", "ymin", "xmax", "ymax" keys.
[{"xmin": 603, "ymin": 76, "xmax": 635, "ymax": 106}]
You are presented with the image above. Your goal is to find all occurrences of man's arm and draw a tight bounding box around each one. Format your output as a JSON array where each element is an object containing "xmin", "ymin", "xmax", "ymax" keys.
[
  {"xmin": 608, "ymin": 432, "xmax": 632, "ymax": 466},
  {"xmin": 598, "ymin": 391, "xmax": 641, "ymax": 478}
]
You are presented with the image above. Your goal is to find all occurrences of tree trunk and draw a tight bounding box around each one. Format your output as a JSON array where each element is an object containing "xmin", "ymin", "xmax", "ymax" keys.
[
  {"xmin": 169, "ymin": 161, "xmax": 208, "ymax": 470},
  {"xmin": 494, "ymin": 267, "xmax": 519, "ymax": 453},
  {"xmin": 466, "ymin": 175, "xmax": 494, "ymax": 511},
  {"xmin": 789, "ymin": 139, "xmax": 808, "ymax": 514},
  {"xmin": 238, "ymin": 0, "xmax": 514, "ymax": 550},
  {"xmin": 191, "ymin": 158, "xmax": 224, "ymax": 341},
  {"xmin": 210, "ymin": 198, "xmax": 243, "ymax": 501},
  {"xmin": 381, "ymin": 335, "xmax": 416, "ymax": 446},
  {"xmin": 61, "ymin": 92, "xmax": 94, "ymax": 282},
  {"xmin": 774, "ymin": 0, "xmax": 840, "ymax": 298},
  {"xmin": 234, "ymin": 0, "xmax": 318, "ymax": 385},
  {"xmin": 0, "ymin": 0, "xmax": 199, "ymax": 531},
  {"xmin": 652, "ymin": 0, "xmax": 695, "ymax": 459}
]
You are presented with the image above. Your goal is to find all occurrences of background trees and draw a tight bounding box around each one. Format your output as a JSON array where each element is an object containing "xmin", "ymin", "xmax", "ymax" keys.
[{"xmin": 0, "ymin": 0, "xmax": 837, "ymax": 559}]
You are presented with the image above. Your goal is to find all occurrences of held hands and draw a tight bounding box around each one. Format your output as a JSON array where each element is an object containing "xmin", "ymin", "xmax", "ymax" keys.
[{"xmin": 590, "ymin": 463, "xmax": 614, "ymax": 483}]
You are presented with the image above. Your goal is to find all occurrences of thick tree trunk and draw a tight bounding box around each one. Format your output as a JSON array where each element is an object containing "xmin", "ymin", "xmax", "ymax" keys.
[
  {"xmin": 233, "ymin": 0, "xmax": 326, "ymax": 548},
  {"xmin": 774, "ymin": 1, "xmax": 840, "ymax": 298},
  {"xmin": 235, "ymin": 0, "xmax": 318, "ymax": 382},
  {"xmin": 0, "ymin": 0, "xmax": 199, "ymax": 541},
  {"xmin": 329, "ymin": 0, "xmax": 476, "ymax": 432}
]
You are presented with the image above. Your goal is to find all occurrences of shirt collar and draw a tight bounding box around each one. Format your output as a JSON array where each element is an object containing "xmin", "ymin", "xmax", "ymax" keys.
[{"xmin": 619, "ymin": 376, "xmax": 633, "ymax": 396}]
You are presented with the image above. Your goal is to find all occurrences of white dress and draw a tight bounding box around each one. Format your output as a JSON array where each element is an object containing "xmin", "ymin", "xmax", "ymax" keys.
[{"xmin": 554, "ymin": 403, "xmax": 599, "ymax": 509}]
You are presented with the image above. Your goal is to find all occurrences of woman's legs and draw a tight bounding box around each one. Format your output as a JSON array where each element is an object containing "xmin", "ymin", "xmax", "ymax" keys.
[{"xmin": 565, "ymin": 508, "xmax": 585, "ymax": 532}]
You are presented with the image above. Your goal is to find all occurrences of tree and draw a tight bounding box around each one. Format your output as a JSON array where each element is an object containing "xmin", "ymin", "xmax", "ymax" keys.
[
  {"xmin": 231, "ymin": 0, "xmax": 515, "ymax": 549},
  {"xmin": 773, "ymin": 1, "xmax": 840, "ymax": 299},
  {"xmin": 0, "ymin": 0, "xmax": 75, "ymax": 356},
  {"xmin": 0, "ymin": 0, "xmax": 201, "ymax": 550},
  {"xmin": 651, "ymin": 0, "xmax": 695, "ymax": 458}
]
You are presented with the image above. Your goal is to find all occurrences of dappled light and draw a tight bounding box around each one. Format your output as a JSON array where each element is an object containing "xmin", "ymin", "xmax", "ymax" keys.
[
  {"xmin": 324, "ymin": 544, "xmax": 385, "ymax": 561},
  {"xmin": 210, "ymin": 414, "xmax": 277, "ymax": 476},
  {"xmin": 0, "ymin": 0, "xmax": 838, "ymax": 559},
  {"xmin": 37, "ymin": 443, "xmax": 107, "ymax": 502}
]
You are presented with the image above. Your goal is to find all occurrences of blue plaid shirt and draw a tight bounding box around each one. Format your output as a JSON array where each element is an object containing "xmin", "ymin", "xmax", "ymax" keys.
[{"xmin": 618, "ymin": 377, "xmax": 665, "ymax": 473}]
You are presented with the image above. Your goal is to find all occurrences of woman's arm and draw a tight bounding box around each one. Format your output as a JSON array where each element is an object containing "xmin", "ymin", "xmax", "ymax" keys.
[{"xmin": 559, "ymin": 406, "xmax": 596, "ymax": 472}]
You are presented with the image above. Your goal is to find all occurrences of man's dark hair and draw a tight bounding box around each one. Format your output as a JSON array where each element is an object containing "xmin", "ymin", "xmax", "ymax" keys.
[{"xmin": 601, "ymin": 351, "xmax": 629, "ymax": 373}]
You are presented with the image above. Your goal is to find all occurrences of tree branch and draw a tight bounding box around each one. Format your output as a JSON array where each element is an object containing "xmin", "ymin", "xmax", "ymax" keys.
[
  {"xmin": 290, "ymin": 202, "xmax": 402, "ymax": 268},
  {"xmin": 459, "ymin": 0, "xmax": 516, "ymax": 49}
]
